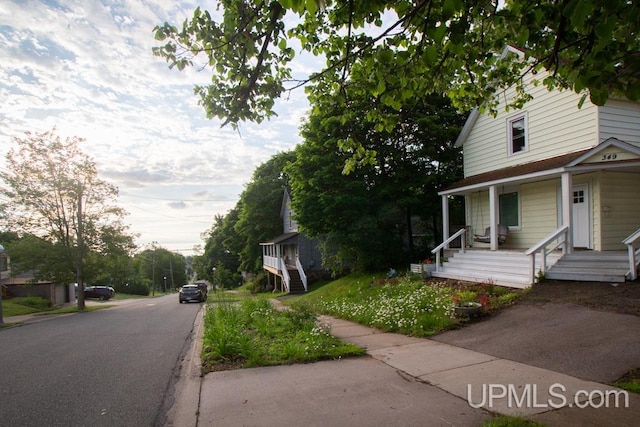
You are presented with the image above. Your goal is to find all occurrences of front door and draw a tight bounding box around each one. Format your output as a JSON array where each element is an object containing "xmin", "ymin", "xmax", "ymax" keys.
[{"xmin": 572, "ymin": 184, "xmax": 590, "ymax": 248}]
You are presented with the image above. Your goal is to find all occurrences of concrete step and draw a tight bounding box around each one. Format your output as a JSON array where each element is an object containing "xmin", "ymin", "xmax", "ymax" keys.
[
  {"xmin": 545, "ymin": 271, "xmax": 626, "ymax": 282},
  {"xmin": 431, "ymin": 270, "xmax": 531, "ymax": 289},
  {"xmin": 545, "ymin": 251, "xmax": 629, "ymax": 282}
]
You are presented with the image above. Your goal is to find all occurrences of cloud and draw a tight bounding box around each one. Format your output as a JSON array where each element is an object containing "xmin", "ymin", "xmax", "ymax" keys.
[{"xmin": 0, "ymin": 0, "xmax": 310, "ymax": 255}]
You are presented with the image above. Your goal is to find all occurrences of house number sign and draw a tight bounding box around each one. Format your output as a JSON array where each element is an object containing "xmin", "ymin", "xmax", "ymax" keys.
[{"xmin": 601, "ymin": 153, "xmax": 618, "ymax": 161}]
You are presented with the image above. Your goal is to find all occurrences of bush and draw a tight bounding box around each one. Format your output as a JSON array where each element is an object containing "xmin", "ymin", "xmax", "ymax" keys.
[
  {"xmin": 113, "ymin": 281, "xmax": 149, "ymax": 296},
  {"xmin": 246, "ymin": 272, "xmax": 270, "ymax": 294},
  {"xmin": 15, "ymin": 296, "xmax": 52, "ymax": 310}
]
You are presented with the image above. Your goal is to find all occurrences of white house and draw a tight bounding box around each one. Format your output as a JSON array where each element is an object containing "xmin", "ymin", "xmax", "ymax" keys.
[{"xmin": 433, "ymin": 56, "xmax": 640, "ymax": 288}]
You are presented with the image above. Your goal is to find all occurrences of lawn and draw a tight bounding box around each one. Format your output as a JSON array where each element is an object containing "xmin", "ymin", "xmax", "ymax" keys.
[
  {"xmin": 290, "ymin": 273, "xmax": 523, "ymax": 337},
  {"xmin": 200, "ymin": 273, "xmax": 524, "ymax": 372},
  {"xmin": 201, "ymin": 297, "xmax": 364, "ymax": 372}
]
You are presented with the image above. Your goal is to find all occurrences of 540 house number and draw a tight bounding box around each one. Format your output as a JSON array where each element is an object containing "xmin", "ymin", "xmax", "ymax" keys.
[{"xmin": 601, "ymin": 153, "xmax": 618, "ymax": 160}]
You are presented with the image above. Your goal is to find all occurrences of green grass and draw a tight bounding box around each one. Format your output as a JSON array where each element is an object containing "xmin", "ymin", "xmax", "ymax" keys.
[
  {"xmin": 2, "ymin": 298, "xmax": 41, "ymax": 317},
  {"xmin": 201, "ymin": 298, "xmax": 365, "ymax": 372},
  {"xmin": 611, "ymin": 369, "xmax": 640, "ymax": 393},
  {"xmin": 288, "ymin": 274, "xmax": 523, "ymax": 337},
  {"xmin": 1, "ymin": 297, "xmax": 110, "ymax": 327},
  {"xmin": 613, "ymin": 380, "xmax": 640, "ymax": 393},
  {"xmin": 482, "ymin": 415, "xmax": 545, "ymax": 427}
]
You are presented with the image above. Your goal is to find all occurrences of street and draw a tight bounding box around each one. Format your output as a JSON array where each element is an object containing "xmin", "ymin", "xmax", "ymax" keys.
[{"xmin": 0, "ymin": 295, "xmax": 202, "ymax": 426}]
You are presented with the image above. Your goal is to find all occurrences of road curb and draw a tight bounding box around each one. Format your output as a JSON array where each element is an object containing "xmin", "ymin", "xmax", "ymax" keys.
[{"xmin": 165, "ymin": 305, "xmax": 205, "ymax": 426}]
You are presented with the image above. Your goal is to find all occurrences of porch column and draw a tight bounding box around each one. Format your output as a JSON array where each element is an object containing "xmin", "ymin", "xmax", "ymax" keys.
[
  {"xmin": 489, "ymin": 185, "xmax": 499, "ymax": 251},
  {"xmin": 561, "ymin": 172, "xmax": 573, "ymax": 254},
  {"xmin": 441, "ymin": 195, "xmax": 450, "ymax": 249}
]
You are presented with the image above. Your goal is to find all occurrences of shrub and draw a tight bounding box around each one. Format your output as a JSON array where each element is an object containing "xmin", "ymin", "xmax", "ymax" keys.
[
  {"xmin": 246, "ymin": 272, "xmax": 270, "ymax": 294},
  {"xmin": 16, "ymin": 296, "xmax": 51, "ymax": 310},
  {"xmin": 114, "ymin": 281, "xmax": 149, "ymax": 296}
]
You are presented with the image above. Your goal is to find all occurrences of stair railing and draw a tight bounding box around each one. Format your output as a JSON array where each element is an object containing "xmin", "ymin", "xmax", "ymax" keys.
[
  {"xmin": 622, "ymin": 227, "xmax": 640, "ymax": 281},
  {"xmin": 295, "ymin": 257, "xmax": 308, "ymax": 291},
  {"xmin": 524, "ymin": 225, "xmax": 569, "ymax": 284},
  {"xmin": 279, "ymin": 257, "xmax": 290, "ymax": 293},
  {"xmin": 431, "ymin": 228, "xmax": 467, "ymax": 272}
]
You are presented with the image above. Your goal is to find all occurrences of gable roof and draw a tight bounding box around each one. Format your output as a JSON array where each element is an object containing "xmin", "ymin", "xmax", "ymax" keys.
[
  {"xmin": 441, "ymin": 137, "xmax": 640, "ymax": 195},
  {"xmin": 455, "ymin": 46, "xmax": 527, "ymax": 148}
]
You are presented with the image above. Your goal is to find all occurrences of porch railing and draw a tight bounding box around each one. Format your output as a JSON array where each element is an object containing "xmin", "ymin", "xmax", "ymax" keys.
[
  {"xmin": 295, "ymin": 257, "xmax": 308, "ymax": 291},
  {"xmin": 263, "ymin": 255, "xmax": 278, "ymax": 270},
  {"xmin": 280, "ymin": 258, "xmax": 290, "ymax": 293},
  {"xmin": 622, "ymin": 227, "xmax": 640, "ymax": 281},
  {"xmin": 524, "ymin": 225, "xmax": 569, "ymax": 284},
  {"xmin": 431, "ymin": 228, "xmax": 467, "ymax": 272}
]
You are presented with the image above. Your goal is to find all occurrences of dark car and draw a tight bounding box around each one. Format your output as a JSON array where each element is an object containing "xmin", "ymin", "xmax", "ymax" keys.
[
  {"xmin": 179, "ymin": 284, "xmax": 205, "ymax": 303},
  {"xmin": 84, "ymin": 285, "xmax": 115, "ymax": 301},
  {"xmin": 195, "ymin": 282, "xmax": 209, "ymax": 299}
]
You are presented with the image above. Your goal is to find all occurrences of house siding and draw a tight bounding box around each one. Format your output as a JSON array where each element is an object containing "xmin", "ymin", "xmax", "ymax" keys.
[
  {"xmin": 518, "ymin": 180, "xmax": 559, "ymax": 249},
  {"xmin": 599, "ymin": 171, "xmax": 640, "ymax": 250},
  {"xmin": 598, "ymin": 99, "xmax": 640, "ymax": 146},
  {"xmin": 464, "ymin": 71, "xmax": 598, "ymax": 177},
  {"xmin": 282, "ymin": 193, "xmax": 298, "ymax": 233}
]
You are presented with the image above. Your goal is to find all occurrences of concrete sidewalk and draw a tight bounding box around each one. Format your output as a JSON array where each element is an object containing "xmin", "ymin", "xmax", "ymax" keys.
[{"xmin": 184, "ymin": 308, "xmax": 639, "ymax": 426}]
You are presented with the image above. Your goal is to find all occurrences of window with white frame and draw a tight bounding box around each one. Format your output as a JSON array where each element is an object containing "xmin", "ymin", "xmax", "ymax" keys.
[{"xmin": 507, "ymin": 113, "xmax": 527, "ymax": 155}]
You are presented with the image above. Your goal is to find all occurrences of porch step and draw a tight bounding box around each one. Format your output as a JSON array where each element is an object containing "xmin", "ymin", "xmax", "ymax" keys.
[
  {"xmin": 546, "ymin": 252, "xmax": 628, "ymax": 282},
  {"xmin": 287, "ymin": 269, "xmax": 306, "ymax": 294},
  {"xmin": 432, "ymin": 250, "xmax": 560, "ymax": 289}
]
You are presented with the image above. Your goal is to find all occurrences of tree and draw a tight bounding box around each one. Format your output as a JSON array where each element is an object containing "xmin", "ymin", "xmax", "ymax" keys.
[
  {"xmin": 0, "ymin": 129, "xmax": 134, "ymax": 310},
  {"xmin": 234, "ymin": 151, "xmax": 296, "ymax": 272},
  {"xmin": 196, "ymin": 210, "xmax": 242, "ymax": 282},
  {"xmin": 285, "ymin": 90, "xmax": 465, "ymax": 271},
  {"xmin": 153, "ymin": 0, "xmax": 640, "ymax": 131},
  {"xmin": 132, "ymin": 246, "xmax": 187, "ymax": 293}
]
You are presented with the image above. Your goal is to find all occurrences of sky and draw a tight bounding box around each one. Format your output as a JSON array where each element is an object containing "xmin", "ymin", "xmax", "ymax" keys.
[{"xmin": 0, "ymin": 1, "xmax": 315, "ymax": 256}]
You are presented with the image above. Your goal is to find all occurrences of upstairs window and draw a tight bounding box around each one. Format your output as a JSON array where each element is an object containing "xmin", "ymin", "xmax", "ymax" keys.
[{"xmin": 507, "ymin": 113, "xmax": 528, "ymax": 155}]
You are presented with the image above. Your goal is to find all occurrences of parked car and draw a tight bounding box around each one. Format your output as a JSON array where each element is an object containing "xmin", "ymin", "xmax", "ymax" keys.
[
  {"xmin": 84, "ymin": 285, "xmax": 115, "ymax": 301},
  {"xmin": 195, "ymin": 282, "xmax": 208, "ymax": 299},
  {"xmin": 179, "ymin": 284, "xmax": 205, "ymax": 303}
]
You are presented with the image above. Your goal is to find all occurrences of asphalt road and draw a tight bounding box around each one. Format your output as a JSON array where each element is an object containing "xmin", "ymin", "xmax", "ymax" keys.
[{"xmin": 0, "ymin": 295, "xmax": 203, "ymax": 427}]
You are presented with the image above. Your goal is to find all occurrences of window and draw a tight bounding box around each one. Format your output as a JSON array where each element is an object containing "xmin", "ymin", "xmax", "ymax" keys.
[
  {"xmin": 499, "ymin": 191, "xmax": 519, "ymax": 227},
  {"xmin": 507, "ymin": 113, "xmax": 527, "ymax": 155}
]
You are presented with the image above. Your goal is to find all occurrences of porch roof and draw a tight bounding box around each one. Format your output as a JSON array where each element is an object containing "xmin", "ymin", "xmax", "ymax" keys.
[
  {"xmin": 260, "ymin": 232, "xmax": 299, "ymax": 245},
  {"xmin": 441, "ymin": 137, "xmax": 640, "ymax": 196},
  {"xmin": 440, "ymin": 149, "xmax": 588, "ymax": 195}
]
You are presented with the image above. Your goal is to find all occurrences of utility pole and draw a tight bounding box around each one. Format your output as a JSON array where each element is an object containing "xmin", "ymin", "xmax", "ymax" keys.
[
  {"xmin": 76, "ymin": 186, "xmax": 85, "ymax": 311},
  {"xmin": 152, "ymin": 253, "xmax": 156, "ymax": 297},
  {"xmin": 0, "ymin": 244, "xmax": 6, "ymax": 326},
  {"xmin": 169, "ymin": 259, "xmax": 175, "ymax": 290}
]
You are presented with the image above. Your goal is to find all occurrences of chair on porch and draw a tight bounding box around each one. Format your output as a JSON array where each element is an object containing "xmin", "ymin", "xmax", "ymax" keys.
[{"xmin": 474, "ymin": 224, "xmax": 509, "ymax": 245}]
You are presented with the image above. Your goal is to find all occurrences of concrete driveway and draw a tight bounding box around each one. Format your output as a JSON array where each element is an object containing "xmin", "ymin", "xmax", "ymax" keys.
[{"xmin": 432, "ymin": 301, "xmax": 640, "ymax": 383}]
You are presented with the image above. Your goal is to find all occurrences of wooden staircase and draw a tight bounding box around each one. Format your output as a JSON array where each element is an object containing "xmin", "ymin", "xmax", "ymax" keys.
[
  {"xmin": 431, "ymin": 250, "xmax": 562, "ymax": 289},
  {"xmin": 546, "ymin": 251, "xmax": 629, "ymax": 282},
  {"xmin": 287, "ymin": 268, "xmax": 306, "ymax": 294}
]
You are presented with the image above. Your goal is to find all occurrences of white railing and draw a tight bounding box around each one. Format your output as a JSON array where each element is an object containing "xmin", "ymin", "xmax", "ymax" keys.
[
  {"xmin": 263, "ymin": 255, "xmax": 278, "ymax": 270},
  {"xmin": 280, "ymin": 258, "xmax": 290, "ymax": 293},
  {"xmin": 295, "ymin": 257, "xmax": 307, "ymax": 291},
  {"xmin": 524, "ymin": 225, "xmax": 569, "ymax": 284},
  {"xmin": 431, "ymin": 228, "xmax": 467, "ymax": 272},
  {"xmin": 622, "ymin": 227, "xmax": 640, "ymax": 281}
]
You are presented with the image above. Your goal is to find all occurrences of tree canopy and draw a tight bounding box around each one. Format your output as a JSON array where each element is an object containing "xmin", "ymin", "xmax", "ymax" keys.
[
  {"xmin": 153, "ymin": 0, "xmax": 640, "ymax": 129},
  {"xmin": 0, "ymin": 129, "xmax": 135, "ymax": 308},
  {"xmin": 286, "ymin": 91, "xmax": 465, "ymax": 270}
]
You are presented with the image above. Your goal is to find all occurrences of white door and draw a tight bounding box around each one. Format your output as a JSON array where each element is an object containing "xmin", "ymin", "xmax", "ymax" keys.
[{"xmin": 572, "ymin": 184, "xmax": 590, "ymax": 248}]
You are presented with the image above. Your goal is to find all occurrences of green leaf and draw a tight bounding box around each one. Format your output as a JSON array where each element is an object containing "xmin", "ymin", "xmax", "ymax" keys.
[
  {"xmin": 425, "ymin": 45, "xmax": 438, "ymax": 65},
  {"xmin": 626, "ymin": 81, "xmax": 640, "ymax": 101}
]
